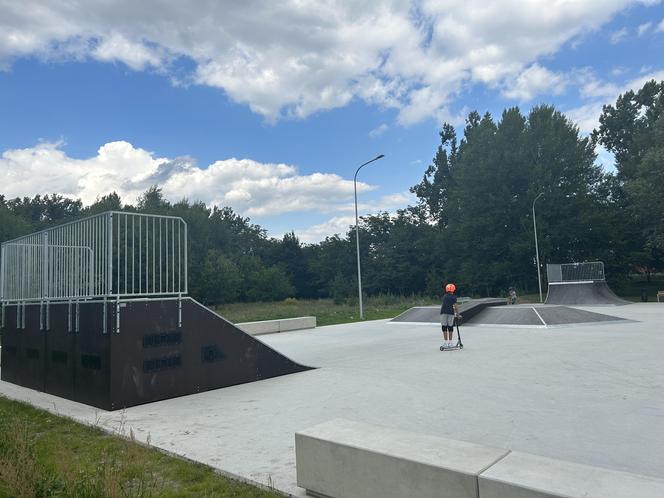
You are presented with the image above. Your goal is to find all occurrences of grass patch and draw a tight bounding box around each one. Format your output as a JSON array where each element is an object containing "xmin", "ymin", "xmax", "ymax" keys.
[
  {"xmin": 0, "ymin": 396, "xmax": 282, "ymax": 498},
  {"xmin": 214, "ymin": 295, "xmax": 439, "ymax": 326},
  {"xmin": 612, "ymin": 274, "xmax": 664, "ymax": 302}
]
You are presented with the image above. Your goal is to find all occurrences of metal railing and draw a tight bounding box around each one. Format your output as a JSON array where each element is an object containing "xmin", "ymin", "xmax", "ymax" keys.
[
  {"xmin": 546, "ymin": 262, "xmax": 605, "ymax": 283},
  {"xmin": 0, "ymin": 211, "xmax": 187, "ymax": 303}
]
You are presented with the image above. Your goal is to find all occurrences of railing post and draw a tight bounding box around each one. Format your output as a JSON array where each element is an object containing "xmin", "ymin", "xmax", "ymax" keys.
[
  {"xmin": 42, "ymin": 232, "xmax": 48, "ymax": 300},
  {"xmin": 183, "ymin": 221, "xmax": 188, "ymax": 294},
  {"xmin": 107, "ymin": 212, "xmax": 113, "ymax": 297},
  {"xmin": 115, "ymin": 294, "xmax": 120, "ymax": 334},
  {"xmin": 0, "ymin": 244, "xmax": 5, "ymax": 302}
]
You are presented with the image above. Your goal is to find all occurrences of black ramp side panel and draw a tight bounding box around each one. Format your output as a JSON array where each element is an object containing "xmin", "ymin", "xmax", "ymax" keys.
[
  {"xmin": 44, "ymin": 303, "xmax": 75, "ymax": 400},
  {"xmin": 74, "ymin": 302, "xmax": 111, "ymax": 410},
  {"xmin": 545, "ymin": 281, "xmax": 630, "ymax": 305},
  {"xmin": 108, "ymin": 298, "xmax": 313, "ymax": 410},
  {"xmin": 185, "ymin": 299, "xmax": 311, "ymax": 386},
  {"xmin": 109, "ymin": 299, "xmax": 188, "ymax": 410},
  {"xmin": 0, "ymin": 305, "xmax": 21, "ymax": 385},
  {"xmin": 15, "ymin": 304, "xmax": 46, "ymax": 391},
  {"xmin": 3, "ymin": 298, "xmax": 313, "ymax": 410}
]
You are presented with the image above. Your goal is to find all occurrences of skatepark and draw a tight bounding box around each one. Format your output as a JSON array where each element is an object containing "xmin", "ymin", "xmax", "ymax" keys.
[
  {"xmin": 1, "ymin": 301, "xmax": 663, "ymax": 496},
  {"xmin": 1, "ymin": 215, "xmax": 663, "ymax": 497}
]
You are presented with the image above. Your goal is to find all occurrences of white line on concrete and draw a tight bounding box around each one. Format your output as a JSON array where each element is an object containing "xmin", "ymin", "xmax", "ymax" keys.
[{"xmin": 531, "ymin": 306, "xmax": 547, "ymax": 326}]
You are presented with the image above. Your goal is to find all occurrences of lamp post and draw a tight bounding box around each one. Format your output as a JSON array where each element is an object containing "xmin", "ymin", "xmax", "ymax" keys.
[
  {"xmin": 532, "ymin": 192, "xmax": 544, "ymax": 303},
  {"xmin": 354, "ymin": 154, "xmax": 385, "ymax": 319}
]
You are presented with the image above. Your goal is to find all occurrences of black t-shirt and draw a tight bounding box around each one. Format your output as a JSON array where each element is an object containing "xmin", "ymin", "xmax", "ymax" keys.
[{"xmin": 440, "ymin": 294, "xmax": 457, "ymax": 314}]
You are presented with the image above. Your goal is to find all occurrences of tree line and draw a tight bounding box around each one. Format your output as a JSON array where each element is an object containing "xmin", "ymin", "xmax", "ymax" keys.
[{"xmin": 1, "ymin": 81, "xmax": 662, "ymax": 303}]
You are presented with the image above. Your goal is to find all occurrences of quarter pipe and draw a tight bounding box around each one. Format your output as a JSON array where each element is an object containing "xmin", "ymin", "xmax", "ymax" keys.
[{"xmin": 544, "ymin": 281, "xmax": 630, "ymax": 305}]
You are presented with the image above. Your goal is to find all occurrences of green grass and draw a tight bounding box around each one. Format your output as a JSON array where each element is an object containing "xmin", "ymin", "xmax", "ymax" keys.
[
  {"xmin": 612, "ymin": 274, "xmax": 664, "ymax": 302},
  {"xmin": 0, "ymin": 396, "xmax": 282, "ymax": 498},
  {"xmin": 214, "ymin": 295, "xmax": 439, "ymax": 326},
  {"xmin": 213, "ymin": 276, "xmax": 664, "ymax": 326}
]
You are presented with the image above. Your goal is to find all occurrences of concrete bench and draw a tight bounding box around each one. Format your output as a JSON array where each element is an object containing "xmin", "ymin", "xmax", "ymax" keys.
[
  {"xmin": 296, "ymin": 419, "xmax": 664, "ymax": 498},
  {"xmin": 479, "ymin": 451, "xmax": 664, "ymax": 498},
  {"xmin": 295, "ymin": 419, "xmax": 509, "ymax": 498},
  {"xmin": 657, "ymin": 290, "xmax": 664, "ymax": 302},
  {"xmin": 237, "ymin": 316, "xmax": 316, "ymax": 336}
]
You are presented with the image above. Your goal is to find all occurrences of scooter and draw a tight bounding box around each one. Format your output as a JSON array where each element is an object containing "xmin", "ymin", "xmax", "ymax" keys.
[{"xmin": 440, "ymin": 315, "xmax": 463, "ymax": 351}]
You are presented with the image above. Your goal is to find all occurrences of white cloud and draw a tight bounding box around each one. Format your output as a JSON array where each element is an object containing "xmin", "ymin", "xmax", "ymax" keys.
[
  {"xmin": 369, "ymin": 123, "xmax": 389, "ymax": 138},
  {"xmin": 294, "ymin": 216, "xmax": 356, "ymax": 244},
  {"xmin": 658, "ymin": 18, "xmax": 664, "ymax": 32},
  {"xmin": 595, "ymin": 145, "xmax": 616, "ymax": 171},
  {"xmin": 0, "ymin": 0, "xmax": 653, "ymax": 123},
  {"xmin": 611, "ymin": 66, "xmax": 628, "ymax": 76},
  {"xmin": 92, "ymin": 33, "xmax": 165, "ymax": 70},
  {"xmin": 293, "ymin": 192, "xmax": 414, "ymax": 242},
  {"xmin": 637, "ymin": 22, "xmax": 652, "ymax": 35},
  {"xmin": 0, "ymin": 141, "xmax": 376, "ymax": 217},
  {"xmin": 576, "ymin": 69, "xmax": 619, "ymax": 98},
  {"xmin": 502, "ymin": 64, "xmax": 567, "ymax": 101},
  {"xmin": 566, "ymin": 69, "xmax": 664, "ymax": 133},
  {"xmin": 565, "ymin": 102, "xmax": 607, "ymax": 134},
  {"xmin": 610, "ymin": 27, "xmax": 629, "ymax": 44}
]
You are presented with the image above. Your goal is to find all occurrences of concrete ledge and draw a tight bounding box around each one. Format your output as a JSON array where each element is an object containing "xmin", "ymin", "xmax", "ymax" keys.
[
  {"xmin": 295, "ymin": 418, "xmax": 509, "ymax": 498},
  {"xmin": 479, "ymin": 451, "xmax": 664, "ymax": 498},
  {"xmin": 237, "ymin": 316, "xmax": 316, "ymax": 336},
  {"xmin": 296, "ymin": 420, "xmax": 664, "ymax": 498}
]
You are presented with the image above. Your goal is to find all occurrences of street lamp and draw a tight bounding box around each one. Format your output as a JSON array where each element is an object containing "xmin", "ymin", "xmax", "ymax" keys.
[
  {"xmin": 532, "ymin": 192, "xmax": 544, "ymax": 303},
  {"xmin": 354, "ymin": 154, "xmax": 385, "ymax": 319}
]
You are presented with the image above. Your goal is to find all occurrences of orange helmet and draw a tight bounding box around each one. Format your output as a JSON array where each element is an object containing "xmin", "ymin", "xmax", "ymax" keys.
[{"xmin": 445, "ymin": 283, "xmax": 456, "ymax": 293}]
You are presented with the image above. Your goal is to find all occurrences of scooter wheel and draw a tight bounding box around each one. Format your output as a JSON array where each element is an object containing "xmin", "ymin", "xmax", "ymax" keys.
[{"xmin": 440, "ymin": 346, "xmax": 444, "ymax": 351}]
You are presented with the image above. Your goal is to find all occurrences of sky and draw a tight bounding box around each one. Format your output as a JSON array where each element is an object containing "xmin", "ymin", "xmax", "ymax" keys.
[{"xmin": 1, "ymin": 0, "xmax": 663, "ymax": 243}]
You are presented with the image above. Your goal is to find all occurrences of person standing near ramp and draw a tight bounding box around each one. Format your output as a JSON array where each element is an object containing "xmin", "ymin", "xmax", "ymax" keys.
[{"xmin": 440, "ymin": 283, "xmax": 459, "ymax": 348}]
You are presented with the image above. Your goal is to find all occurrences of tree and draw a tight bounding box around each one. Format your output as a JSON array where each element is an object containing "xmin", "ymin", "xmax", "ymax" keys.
[
  {"xmin": 198, "ymin": 250, "xmax": 242, "ymax": 304},
  {"xmin": 410, "ymin": 123, "xmax": 458, "ymax": 227},
  {"xmin": 595, "ymin": 80, "xmax": 664, "ymax": 272},
  {"xmin": 412, "ymin": 106, "xmax": 613, "ymax": 296}
]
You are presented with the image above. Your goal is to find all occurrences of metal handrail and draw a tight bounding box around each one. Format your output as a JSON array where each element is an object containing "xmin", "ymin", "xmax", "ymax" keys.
[{"xmin": 0, "ymin": 211, "xmax": 188, "ymax": 303}]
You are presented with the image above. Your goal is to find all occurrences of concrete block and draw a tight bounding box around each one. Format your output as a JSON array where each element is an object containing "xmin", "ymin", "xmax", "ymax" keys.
[
  {"xmin": 237, "ymin": 316, "xmax": 316, "ymax": 336},
  {"xmin": 479, "ymin": 451, "xmax": 664, "ymax": 498},
  {"xmin": 295, "ymin": 418, "xmax": 509, "ymax": 498},
  {"xmin": 279, "ymin": 316, "xmax": 316, "ymax": 332},
  {"xmin": 237, "ymin": 320, "xmax": 277, "ymax": 335}
]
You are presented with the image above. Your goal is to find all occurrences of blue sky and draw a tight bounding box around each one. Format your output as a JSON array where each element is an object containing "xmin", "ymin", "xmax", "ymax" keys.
[{"xmin": 1, "ymin": 1, "xmax": 663, "ymax": 242}]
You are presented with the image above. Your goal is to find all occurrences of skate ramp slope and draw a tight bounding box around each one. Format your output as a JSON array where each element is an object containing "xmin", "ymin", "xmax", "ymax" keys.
[
  {"xmin": 0, "ymin": 297, "xmax": 314, "ymax": 410},
  {"xmin": 390, "ymin": 298, "xmax": 505, "ymax": 324},
  {"xmin": 468, "ymin": 305, "xmax": 628, "ymax": 327},
  {"xmin": 545, "ymin": 281, "xmax": 630, "ymax": 305}
]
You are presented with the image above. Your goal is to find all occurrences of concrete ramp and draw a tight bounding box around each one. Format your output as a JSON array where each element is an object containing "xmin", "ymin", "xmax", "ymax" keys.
[
  {"xmin": 545, "ymin": 281, "xmax": 630, "ymax": 305},
  {"xmin": 468, "ymin": 305, "xmax": 627, "ymax": 327},
  {"xmin": 391, "ymin": 302, "xmax": 628, "ymax": 328},
  {"xmin": 391, "ymin": 298, "xmax": 505, "ymax": 324}
]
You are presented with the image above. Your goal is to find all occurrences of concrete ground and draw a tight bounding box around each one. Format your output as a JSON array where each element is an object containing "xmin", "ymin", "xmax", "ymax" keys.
[{"xmin": 1, "ymin": 303, "xmax": 663, "ymax": 496}]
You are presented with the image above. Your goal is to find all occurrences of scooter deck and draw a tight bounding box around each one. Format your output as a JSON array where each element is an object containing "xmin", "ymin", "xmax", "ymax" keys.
[{"xmin": 440, "ymin": 344, "xmax": 463, "ymax": 351}]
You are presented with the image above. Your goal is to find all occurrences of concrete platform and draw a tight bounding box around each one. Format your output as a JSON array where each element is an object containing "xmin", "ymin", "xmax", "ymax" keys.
[
  {"xmin": 1, "ymin": 303, "xmax": 662, "ymax": 496},
  {"xmin": 237, "ymin": 316, "xmax": 316, "ymax": 336},
  {"xmin": 296, "ymin": 419, "xmax": 509, "ymax": 498},
  {"xmin": 479, "ymin": 451, "xmax": 664, "ymax": 498},
  {"xmin": 392, "ymin": 303, "xmax": 628, "ymax": 327}
]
